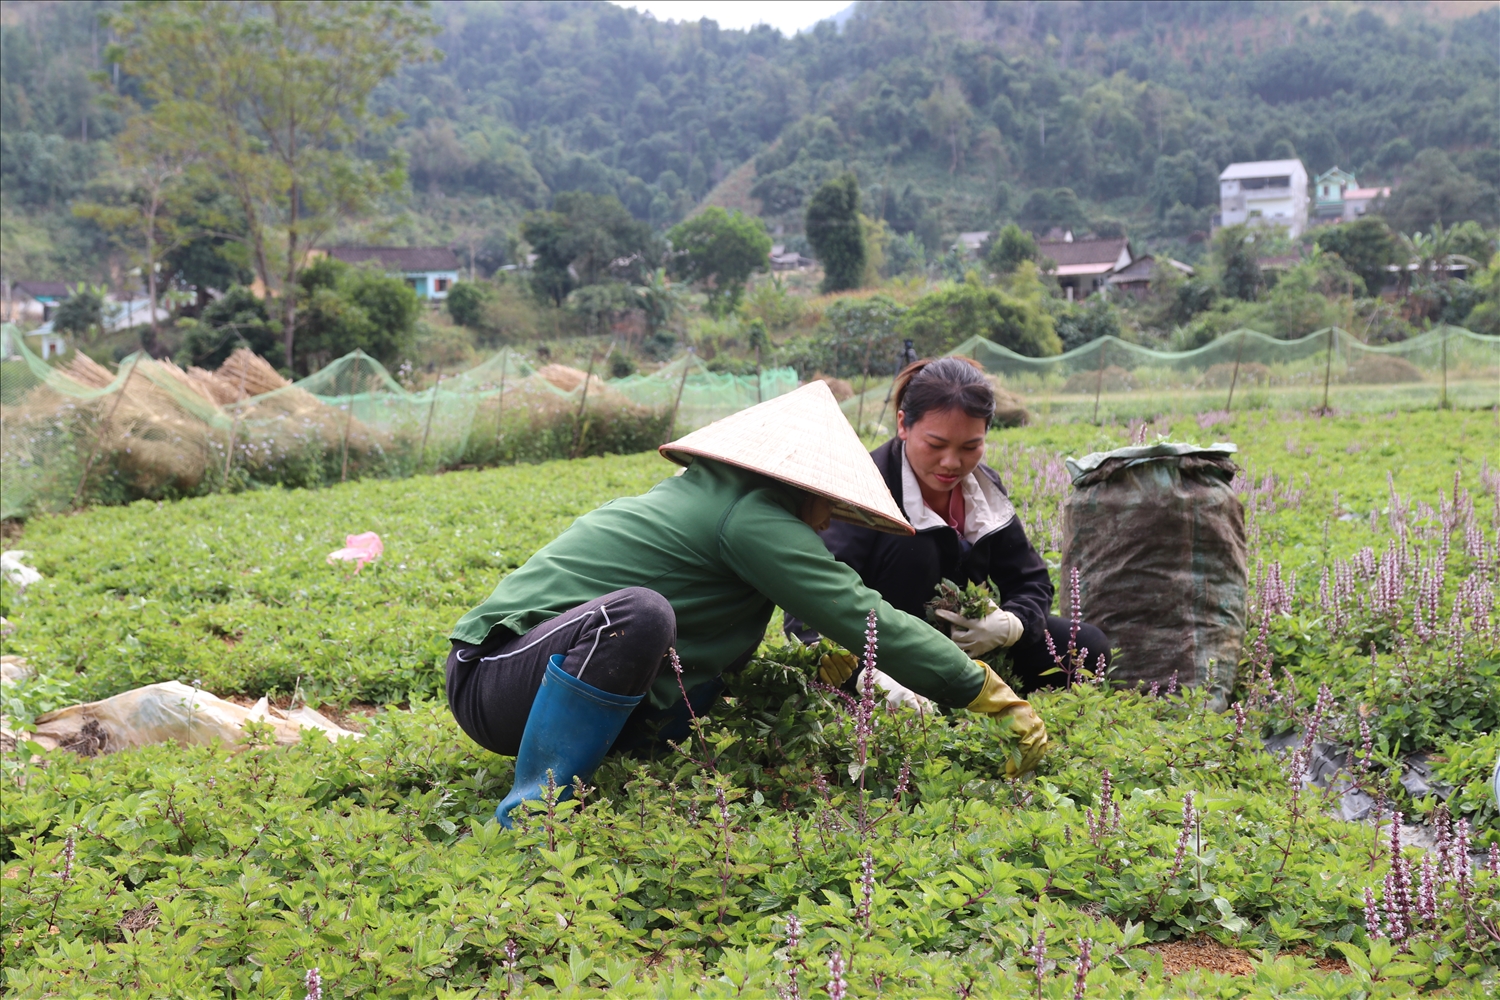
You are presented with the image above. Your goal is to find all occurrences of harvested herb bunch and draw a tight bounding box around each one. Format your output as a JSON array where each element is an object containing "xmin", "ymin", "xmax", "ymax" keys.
[
  {"xmin": 925, "ymin": 578, "xmax": 1024, "ymax": 690},
  {"xmin": 925, "ymin": 577, "xmax": 1000, "ymax": 636}
]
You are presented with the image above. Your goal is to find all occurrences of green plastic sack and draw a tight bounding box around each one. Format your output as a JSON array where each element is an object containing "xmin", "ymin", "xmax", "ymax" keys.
[{"xmin": 1061, "ymin": 443, "xmax": 1246, "ymax": 712}]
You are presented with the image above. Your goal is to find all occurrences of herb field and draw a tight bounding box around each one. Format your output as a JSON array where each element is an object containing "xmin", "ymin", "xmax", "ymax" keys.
[{"xmin": 2, "ymin": 409, "xmax": 1498, "ymax": 998}]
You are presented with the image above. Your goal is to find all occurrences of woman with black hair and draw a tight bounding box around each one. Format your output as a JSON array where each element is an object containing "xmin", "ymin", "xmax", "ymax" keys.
[{"xmin": 804, "ymin": 356, "xmax": 1110, "ymax": 693}]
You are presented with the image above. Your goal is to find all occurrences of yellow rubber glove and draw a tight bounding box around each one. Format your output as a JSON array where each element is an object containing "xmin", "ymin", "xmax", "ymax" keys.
[
  {"xmin": 818, "ymin": 649, "xmax": 858, "ymax": 686},
  {"xmin": 965, "ymin": 661, "xmax": 1049, "ymax": 778}
]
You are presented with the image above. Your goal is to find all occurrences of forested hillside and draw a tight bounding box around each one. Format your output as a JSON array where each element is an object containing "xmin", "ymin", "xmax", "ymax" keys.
[{"xmin": 2, "ymin": 0, "xmax": 1497, "ymax": 282}]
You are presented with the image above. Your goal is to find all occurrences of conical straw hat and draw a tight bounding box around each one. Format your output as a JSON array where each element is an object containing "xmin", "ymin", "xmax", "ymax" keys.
[{"xmin": 660, "ymin": 380, "xmax": 913, "ymax": 535}]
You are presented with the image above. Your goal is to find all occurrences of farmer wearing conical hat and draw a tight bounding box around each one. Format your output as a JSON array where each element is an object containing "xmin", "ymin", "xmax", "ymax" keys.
[
  {"xmin": 448, "ymin": 380, "xmax": 1048, "ymax": 826},
  {"xmin": 790, "ymin": 357, "xmax": 1112, "ymax": 695}
]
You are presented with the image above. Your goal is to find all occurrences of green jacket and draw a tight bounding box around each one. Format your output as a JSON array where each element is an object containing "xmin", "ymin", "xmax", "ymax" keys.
[{"xmin": 452, "ymin": 458, "xmax": 986, "ymax": 710}]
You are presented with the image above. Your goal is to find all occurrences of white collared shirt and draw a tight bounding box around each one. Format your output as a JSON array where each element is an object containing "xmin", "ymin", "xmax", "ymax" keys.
[{"xmin": 898, "ymin": 443, "xmax": 1016, "ymax": 543}]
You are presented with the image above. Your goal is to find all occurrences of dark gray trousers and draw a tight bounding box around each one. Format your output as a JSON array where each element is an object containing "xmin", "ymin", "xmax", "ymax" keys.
[{"xmin": 446, "ymin": 587, "xmax": 676, "ymax": 756}]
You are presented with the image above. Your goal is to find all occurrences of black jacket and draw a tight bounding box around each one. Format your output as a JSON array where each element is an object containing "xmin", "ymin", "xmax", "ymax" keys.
[{"xmin": 817, "ymin": 438, "xmax": 1055, "ymax": 644}]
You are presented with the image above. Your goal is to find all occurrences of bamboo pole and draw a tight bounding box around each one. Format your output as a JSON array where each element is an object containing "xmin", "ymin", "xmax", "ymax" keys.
[
  {"xmin": 221, "ymin": 366, "xmax": 246, "ymax": 492},
  {"xmin": 875, "ymin": 339, "xmax": 914, "ymax": 434},
  {"xmin": 74, "ymin": 356, "xmax": 138, "ymax": 508},
  {"xmin": 1319, "ymin": 326, "xmax": 1335, "ymax": 414},
  {"xmin": 854, "ymin": 340, "xmax": 873, "ymax": 436},
  {"xmin": 339, "ymin": 396, "xmax": 355, "ymax": 483},
  {"xmin": 571, "ymin": 339, "xmax": 612, "ymax": 459},
  {"xmin": 664, "ymin": 348, "xmax": 694, "ymax": 444},
  {"xmin": 1225, "ymin": 330, "xmax": 1246, "ymax": 411},
  {"xmin": 419, "ymin": 372, "xmax": 445, "ymax": 472}
]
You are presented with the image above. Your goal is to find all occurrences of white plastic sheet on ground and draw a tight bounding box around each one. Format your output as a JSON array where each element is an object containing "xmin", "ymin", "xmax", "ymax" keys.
[{"xmin": 17, "ymin": 681, "xmax": 360, "ymax": 754}]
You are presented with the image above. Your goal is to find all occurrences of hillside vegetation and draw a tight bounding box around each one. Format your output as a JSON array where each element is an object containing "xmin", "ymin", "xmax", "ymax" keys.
[{"xmin": 3, "ymin": 0, "xmax": 1496, "ymax": 282}]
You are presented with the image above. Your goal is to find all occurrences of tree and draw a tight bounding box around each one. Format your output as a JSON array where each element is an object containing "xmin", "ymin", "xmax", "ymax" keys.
[
  {"xmin": 71, "ymin": 118, "xmax": 196, "ymax": 346},
  {"xmin": 177, "ymin": 285, "xmax": 280, "ymax": 368},
  {"xmin": 1017, "ymin": 188, "xmax": 1089, "ymax": 235},
  {"xmin": 52, "ymin": 284, "xmax": 108, "ymax": 342},
  {"xmin": 1052, "ymin": 297, "xmax": 1122, "ymax": 352},
  {"xmin": 564, "ymin": 282, "xmax": 636, "ymax": 339},
  {"xmin": 984, "ymin": 224, "xmax": 1037, "ymax": 274},
  {"xmin": 1383, "ymin": 149, "xmax": 1498, "ymax": 231},
  {"xmin": 899, "ymin": 278, "xmax": 1061, "ymax": 358},
  {"xmin": 629, "ymin": 268, "xmax": 686, "ymax": 348},
  {"xmin": 666, "ymin": 207, "xmax": 772, "ymax": 317},
  {"xmin": 522, "ymin": 191, "xmax": 657, "ymax": 306},
  {"xmin": 294, "ymin": 257, "xmax": 420, "ymax": 370},
  {"xmin": 826, "ymin": 294, "xmax": 907, "ymax": 379},
  {"xmin": 446, "ymin": 281, "xmax": 496, "ymax": 329},
  {"xmin": 806, "ymin": 174, "xmax": 866, "ymax": 294},
  {"xmin": 162, "ymin": 184, "xmax": 255, "ymax": 311},
  {"xmin": 1313, "ymin": 218, "xmax": 1400, "ymax": 296},
  {"xmin": 109, "ymin": 1, "xmax": 440, "ymax": 369},
  {"xmin": 743, "ymin": 275, "xmax": 804, "ymax": 332},
  {"xmin": 1212, "ymin": 224, "xmax": 1262, "ymax": 301},
  {"xmin": 919, "ymin": 77, "xmax": 972, "ymax": 174}
]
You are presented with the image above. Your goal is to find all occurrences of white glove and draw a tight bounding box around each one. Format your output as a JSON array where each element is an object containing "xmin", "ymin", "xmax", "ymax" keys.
[{"xmin": 935, "ymin": 607, "xmax": 1024, "ymax": 656}]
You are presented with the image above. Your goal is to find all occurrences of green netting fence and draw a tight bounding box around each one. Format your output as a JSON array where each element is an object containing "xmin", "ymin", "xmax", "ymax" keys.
[
  {"xmin": 835, "ymin": 326, "xmax": 1499, "ymax": 432},
  {"xmin": 0, "ymin": 326, "xmax": 798, "ymax": 519}
]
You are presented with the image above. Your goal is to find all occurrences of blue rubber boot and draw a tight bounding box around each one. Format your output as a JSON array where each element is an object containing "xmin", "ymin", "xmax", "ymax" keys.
[{"xmin": 495, "ymin": 655, "xmax": 643, "ymax": 828}]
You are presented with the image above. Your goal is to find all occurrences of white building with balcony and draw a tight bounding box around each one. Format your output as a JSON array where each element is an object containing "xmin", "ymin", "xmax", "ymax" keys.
[{"xmin": 1218, "ymin": 159, "xmax": 1309, "ymax": 237}]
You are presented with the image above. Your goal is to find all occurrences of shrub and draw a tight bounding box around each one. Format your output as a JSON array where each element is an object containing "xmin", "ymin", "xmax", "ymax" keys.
[
  {"xmin": 900, "ymin": 277, "xmax": 1061, "ymax": 358},
  {"xmin": 445, "ymin": 281, "xmax": 495, "ymax": 329}
]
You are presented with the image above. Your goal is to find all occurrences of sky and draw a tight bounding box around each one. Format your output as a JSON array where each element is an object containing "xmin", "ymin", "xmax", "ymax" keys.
[{"xmin": 611, "ymin": 1, "xmax": 853, "ymax": 36}]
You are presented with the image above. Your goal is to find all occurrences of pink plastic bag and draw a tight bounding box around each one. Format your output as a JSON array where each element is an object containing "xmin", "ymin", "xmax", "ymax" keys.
[{"xmin": 326, "ymin": 531, "xmax": 383, "ymax": 572}]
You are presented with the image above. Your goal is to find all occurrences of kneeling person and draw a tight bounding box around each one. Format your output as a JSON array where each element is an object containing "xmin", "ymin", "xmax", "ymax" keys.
[
  {"xmin": 800, "ymin": 357, "xmax": 1111, "ymax": 692},
  {"xmin": 447, "ymin": 382, "xmax": 1049, "ymax": 826}
]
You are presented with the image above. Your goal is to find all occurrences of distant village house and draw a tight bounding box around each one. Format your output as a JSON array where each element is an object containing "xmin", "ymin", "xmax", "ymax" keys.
[
  {"xmin": 324, "ymin": 246, "xmax": 462, "ymax": 300},
  {"xmin": 1313, "ymin": 167, "xmax": 1390, "ymax": 224},
  {"xmin": 1038, "ymin": 233, "xmax": 1134, "ymax": 300},
  {"xmin": 1106, "ymin": 254, "xmax": 1194, "ymax": 300},
  {"xmin": 1218, "ymin": 159, "xmax": 1309, "ymax": 237},
  {"xmin": 768, "ymin": 244, "xmax": 814, "ymax": 270},
  {"xmin": 2, "ymin": 280, "xmax": 71, "ymax": 324}
]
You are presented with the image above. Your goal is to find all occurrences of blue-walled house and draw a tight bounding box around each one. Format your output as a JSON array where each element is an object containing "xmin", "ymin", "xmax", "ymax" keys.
[{"xmin": 325, "ymin": 247, "xmax": 462, "ymax": 301}]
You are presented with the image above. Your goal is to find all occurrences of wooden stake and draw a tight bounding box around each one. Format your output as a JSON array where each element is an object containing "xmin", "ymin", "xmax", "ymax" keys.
[
  {"xmin": 74, "ymin": 356, "xmax": 137, "ymax": 508},
  {"xmin": 571, "ymin": 339, "xmax": 612, "ymax": 459},
  {"xmin": 419, "ymin": 372, "xmax": 444, "ymax": 472},
  {"xmin": 1225, "ymin": 330, "xmax": 1246, "ymax": 411},
  {"xmin": 222, "ymin": 412, "xmax": 240, "ymax": 491},
  {"xmin": 339, "ymin": 396, "xmax": 355, "ymax": 483},
  {"xmin": 665, "ymin": 348, "xmax": 694, "ymax": 444},
  {"xmin": 854, "ymin": 341, "xmax": 873, "ymax": 436},
  {"xmin": 221, "ymin": 366, "xmax": 246, "ymax": 492},
  {"xmin": 1319, "ymin": 326, "xmax": 1335, "ymax": 414}
]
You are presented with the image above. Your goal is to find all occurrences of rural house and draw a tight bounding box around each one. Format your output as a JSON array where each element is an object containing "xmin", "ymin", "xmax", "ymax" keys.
[
  {"xmin": 1312, "ymin": 167, "xmax": 1390, "ymax": 224},
  {"xmin": 325, "ymin": 246, "xmax": 462, "ymax": 301},
  {"xmin": 1313, "ymin": 166, "xmax": 1358, "ymax": 222},
  {"xmin": 1340, "ymin": 185, "xmax": 1391, "ymax": 221},
  {"xmin": 1106, "ymin": 254, "xmax": 1194, "ymax": 300},
  {"xmin": 956, "ymin": 231, "xmax": 990, "ymax": 256},
  {"xmin": 3, "ymin": 280, "xmax": 71, "ymax": 324},
  {"xmin": 768, "ymin": 244, "xmax": 814, "ymax": 270},
  {"xmin": 1218, "ymin": 159, "xmax": 1309, "ymax": 237},
  {"xmin": 1037, "ymin": 233, "xmax": 1133, "ymax": 300}
]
